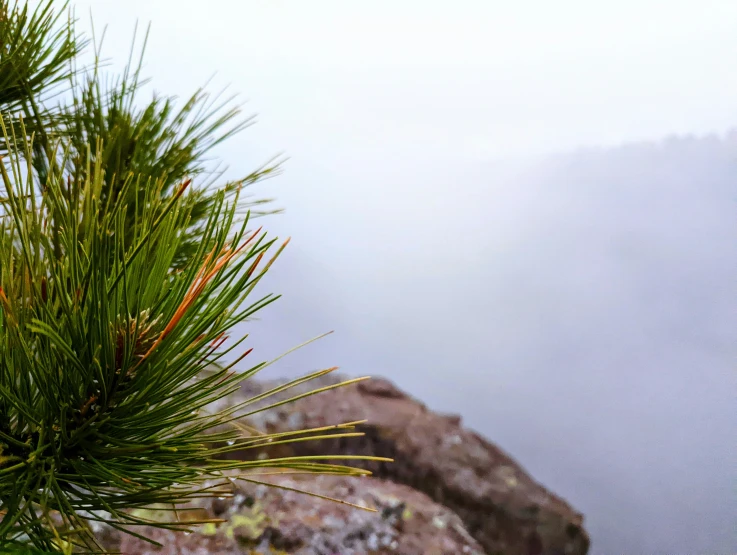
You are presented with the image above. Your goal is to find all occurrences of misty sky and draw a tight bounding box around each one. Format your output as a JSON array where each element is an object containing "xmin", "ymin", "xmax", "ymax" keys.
[{"xmin": 69, "ymin": 2, "xmax": 736, "ymax": 553}]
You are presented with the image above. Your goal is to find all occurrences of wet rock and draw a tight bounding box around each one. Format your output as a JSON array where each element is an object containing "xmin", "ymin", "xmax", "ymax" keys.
[{"xmin": 221, "ymin": 374, "xmax": 590, "ymax": 555}]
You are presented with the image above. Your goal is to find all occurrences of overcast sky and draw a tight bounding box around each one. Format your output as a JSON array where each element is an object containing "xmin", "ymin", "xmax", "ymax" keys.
[
  {"xmin": 69, "ymin": 2, "xmax": 736, "ymax": 554},
  {"xmin": 71, "ymin": 0, "xmax": 737, "ymax": 159}
]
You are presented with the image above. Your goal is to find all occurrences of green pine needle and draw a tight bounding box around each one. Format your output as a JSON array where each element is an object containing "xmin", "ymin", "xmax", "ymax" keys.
[{"xmin": 0, "ymin": 123, "xmax": 386, "ymax": 554}]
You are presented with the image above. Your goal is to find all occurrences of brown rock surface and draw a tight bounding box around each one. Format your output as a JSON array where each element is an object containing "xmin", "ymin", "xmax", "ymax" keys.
[
  {"xmin": 97, "ymin": 473, "xmax": 485, "ymax": 555},
  {"xmin": 220, "ymin": 374, "xmax": 590, "ymax": 555}
]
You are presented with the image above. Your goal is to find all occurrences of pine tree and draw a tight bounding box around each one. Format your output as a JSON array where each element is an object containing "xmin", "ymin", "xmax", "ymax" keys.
[{"xmin": 0, "ymin": 2, "xmax": 384, "ymax": 553}]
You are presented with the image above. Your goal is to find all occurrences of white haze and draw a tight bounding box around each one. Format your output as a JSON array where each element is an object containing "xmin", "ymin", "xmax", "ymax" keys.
[{"xmin": 69, "ymin": 2, "xmax": 737, "ymax": 553}]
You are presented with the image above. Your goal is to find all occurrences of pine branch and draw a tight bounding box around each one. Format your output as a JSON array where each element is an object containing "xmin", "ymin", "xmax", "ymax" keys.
[
  {"xmin": 0, "ymin": 130, "xmax": 384, "ymax": 554},
  {"xmin": 0, "ymin": 3, "xmax": 377, "ymax": 553}
]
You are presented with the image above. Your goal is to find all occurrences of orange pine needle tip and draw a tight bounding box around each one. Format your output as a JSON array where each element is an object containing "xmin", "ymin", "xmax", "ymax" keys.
[{"xmin": 176, "ymin": 178, "xmax": 192, "ymax": 197}]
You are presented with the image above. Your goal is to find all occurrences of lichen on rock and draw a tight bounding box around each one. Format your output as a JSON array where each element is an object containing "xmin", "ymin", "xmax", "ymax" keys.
[{"xmin": 97, "ymin": 473, "xmax": 485, "ymax": 554}]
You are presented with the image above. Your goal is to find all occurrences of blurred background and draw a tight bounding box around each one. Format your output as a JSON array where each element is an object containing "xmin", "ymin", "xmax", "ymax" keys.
[{"xmin": 73, "ymin": 2, "xmax": 736, "ymax": 553}]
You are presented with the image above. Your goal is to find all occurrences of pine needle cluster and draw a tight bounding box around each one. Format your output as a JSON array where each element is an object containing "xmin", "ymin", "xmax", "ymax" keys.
[{"xmin": 0, "ymin": 1, "xmax": 384, "ymax": 553}]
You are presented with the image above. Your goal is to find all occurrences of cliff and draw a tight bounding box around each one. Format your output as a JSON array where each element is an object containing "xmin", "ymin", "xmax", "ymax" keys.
[{"xmin": 97, "ymin": 375, "xmax": 589, "ymax": 554}]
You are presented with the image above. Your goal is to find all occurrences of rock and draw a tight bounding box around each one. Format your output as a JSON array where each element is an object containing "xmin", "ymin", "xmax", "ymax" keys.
[
  {"xmin": 220, "ymin": 374, "xmax": 590, "ymax": 555},
  {"xmin": 99, "ymin": 472, "xmax": 485, "ymax": 555}
]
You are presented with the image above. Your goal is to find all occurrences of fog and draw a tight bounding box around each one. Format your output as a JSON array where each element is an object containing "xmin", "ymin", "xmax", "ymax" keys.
[
  {"xmin": 72, "ymin": 2, "xmax": 736, "ymax": 553},
  {"xmin": 252, "ymin": 138, "xmax": 736, "ymax": 555}
]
